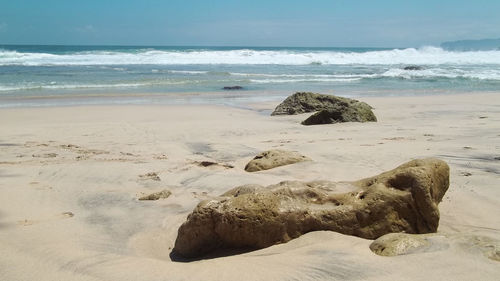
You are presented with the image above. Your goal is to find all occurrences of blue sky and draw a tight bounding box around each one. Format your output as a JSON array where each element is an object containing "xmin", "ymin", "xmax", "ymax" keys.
[{"xmin": 1, "ymin": 0, "xmax": 499, "ymax": 47}]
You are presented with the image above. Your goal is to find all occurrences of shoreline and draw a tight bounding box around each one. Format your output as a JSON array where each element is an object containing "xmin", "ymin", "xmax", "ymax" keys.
[
  {"xmin": 1, "ymin": 88, "xmax": 499, "ymax": 109},
  {"xmin": 1, "ymin": 92, "xmax": 499, "ymax": 280}
]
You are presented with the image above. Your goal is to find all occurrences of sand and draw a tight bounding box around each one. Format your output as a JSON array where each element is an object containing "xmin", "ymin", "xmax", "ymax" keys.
[{"xmin": 0, "ymin": 93, "xmax": 499, "ymax": 280}]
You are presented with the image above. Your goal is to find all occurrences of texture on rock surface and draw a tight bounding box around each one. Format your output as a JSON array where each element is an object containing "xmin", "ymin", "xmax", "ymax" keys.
[
  {"xmin": 173, "ymin": 158, "xmax": 450, "ymax": 258},
  {"xmin": 138, "ymin": 189, "xmax": 171, "ymax": 200},
  {"xmin": 244, "ymin": 150, "xmax": 311, "ymax": 172},
  {"xmin": 369, "ymin": 233, "xmax": 431, "ymax": 256},
  {"xmin": 271, "ymin": 92, "xmax": 376, "ymax": 122},
  {"xmin": 370, "ymin": 232, "xmax": 500, "ymax": 262},
  {"xmin": 302, "ymin": 107, "xmax": 376, "ymax": 125}
]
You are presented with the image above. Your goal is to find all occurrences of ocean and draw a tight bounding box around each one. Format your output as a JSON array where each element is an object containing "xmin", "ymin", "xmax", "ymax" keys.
[{"xmin": 1, "ymin": 45, "xmax": 500, "ymax": 107}]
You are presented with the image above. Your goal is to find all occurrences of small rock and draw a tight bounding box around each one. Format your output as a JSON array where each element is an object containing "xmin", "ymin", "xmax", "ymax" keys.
[
  {"xmin": 370, "ymin": 233, "xmax": 430, "ymax": 256},
  {"xmin": 403, "ymin": 65, "xmax": 423, "ymax": 71},
  {"xmin": 245, "ymin": 150, "xmax": 311, "ymax": 172},
  {"xmin": 138, "ymin": 189, "xmax": 172, "ymax": 201},
  {"xmin": 62, "ymin": 212, "xmax": 74, "ymax": 218},
  {"xmin": 371, "ymin": 233, "xmax": 500, "ymax": 262},
  {"xmin": 222, "ymin": 86, "xmax": 243, "ymax": 90},
  {"xmin": 195, "ymin": 161, "xmax": 234, "ymax": 169}
]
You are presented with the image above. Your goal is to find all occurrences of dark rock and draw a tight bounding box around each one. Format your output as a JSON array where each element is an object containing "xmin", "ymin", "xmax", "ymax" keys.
[
  {"xmin": 222, "ymin": 86, "xmax": 243, "ymax": 90},
  {"xmin": 272, "ymin": 92, "xmax": 372, "ymax": 116},
  {"xmin": 173, "ymin": 158, "xmax": 449, "ymax": 258},
  {"xmin": 195, "ymin": 161, "xmax": 234, "ymax": 169},
  {"xmin": 271, "ymin": 92, "xmax": 377, "ymax": 125},
  {"xmin": 403, "ymin": 65, "xmax": 423, "ymax": 71},
  {"xmin": 302, "ymin": 107, "xmax": 377, "ymax": 125}
]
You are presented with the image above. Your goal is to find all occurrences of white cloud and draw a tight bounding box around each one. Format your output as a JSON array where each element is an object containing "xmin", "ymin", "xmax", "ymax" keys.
[{"xmin": 76, "ymin": 24, "xmax": 95, "ymax": 33}]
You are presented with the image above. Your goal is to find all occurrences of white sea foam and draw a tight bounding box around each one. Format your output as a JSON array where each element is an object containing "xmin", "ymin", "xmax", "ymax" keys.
[
  {"xmin": 380, "ymin": 67, "xmax": 500, "ymax": 80},
  {"xmin": 0, "ymin": 80, "xmax": 196, "ymax": 92},
  {"xmin": 2, "ymin": 47, "xmax": 500, "ymax": 66},
  {"xmin": 230, "ymin": 72, "xmax": 379, "ymax": 79},
  {"xmin": 250, "ymin": 78, "xmax": 361, "ymax": 83},
  {"xmin": 168, "ymin": 70, "xmax": 209, "ymax": 74}
]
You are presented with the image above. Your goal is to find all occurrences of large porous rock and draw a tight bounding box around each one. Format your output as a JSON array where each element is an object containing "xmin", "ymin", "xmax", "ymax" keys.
[
  {"xmin": 244, "ymin": 150, "xmax": 311, "ymax": 172},
  {"xmin": 271, "ymin": 92, "xmax": 376, "ymax": 120},
  {"xmin": 173, "ymin": 158, "xmax": 449, "ymax": 258}
]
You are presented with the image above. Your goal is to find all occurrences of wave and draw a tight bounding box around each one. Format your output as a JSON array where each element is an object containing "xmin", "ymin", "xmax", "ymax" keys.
[
  {"xmin": 2, "ymin": 47, "xmax": 500, "ymax": 66},
  {"xmin": 0, "ymin": 80, "xmax": 201, "ymax": 92},
  {"xmin": 250, "ymin": 78, "xmax": 362, "ymax": 83},
  {"xmin": 380, "ymin": 68, "xmax": 500, "ymax": 80}
]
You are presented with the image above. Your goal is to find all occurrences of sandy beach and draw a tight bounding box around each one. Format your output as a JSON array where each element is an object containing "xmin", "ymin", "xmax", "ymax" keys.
[{"xmin": 1, "ymin": 92, "xmax": 499, "ymax": 280}]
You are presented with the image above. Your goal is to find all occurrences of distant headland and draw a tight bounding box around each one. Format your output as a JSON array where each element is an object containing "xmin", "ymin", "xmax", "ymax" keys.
[{"xmin": 441, "ymin": 38, "xmax": 500, "ymax": 51}]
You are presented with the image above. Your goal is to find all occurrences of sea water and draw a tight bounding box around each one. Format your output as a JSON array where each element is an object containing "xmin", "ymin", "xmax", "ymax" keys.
[{"xmin": 1, "ymin": 45, "xmax": 500, "ymax": 107}]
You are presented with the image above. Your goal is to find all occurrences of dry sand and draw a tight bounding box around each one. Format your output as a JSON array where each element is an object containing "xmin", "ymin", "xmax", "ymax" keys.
[{"xmin": 0, "ymin": 93, "xmax": 499, "ymax": 280}]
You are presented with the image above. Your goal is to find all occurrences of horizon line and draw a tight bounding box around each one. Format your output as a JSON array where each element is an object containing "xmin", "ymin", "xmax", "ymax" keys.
[{"xmin": 0, "ymin": 43, "xmax": 416, "ymax": 49}]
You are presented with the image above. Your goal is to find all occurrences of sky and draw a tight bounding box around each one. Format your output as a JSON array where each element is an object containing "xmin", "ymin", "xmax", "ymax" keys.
[{"xmin": 0, "ymin": 0, "xmax": 499, "ymax": 47}]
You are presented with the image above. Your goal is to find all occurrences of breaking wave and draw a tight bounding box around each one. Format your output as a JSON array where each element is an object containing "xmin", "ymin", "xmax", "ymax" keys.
[{"xmin": 2, "ymin": 47, "xmax": 500, "ymax": 66}]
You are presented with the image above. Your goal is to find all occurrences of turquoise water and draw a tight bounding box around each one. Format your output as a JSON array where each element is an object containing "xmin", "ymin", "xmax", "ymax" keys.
[{"xmin": 1, "ymin": 45, "xmax": 500, "ymax": 107}]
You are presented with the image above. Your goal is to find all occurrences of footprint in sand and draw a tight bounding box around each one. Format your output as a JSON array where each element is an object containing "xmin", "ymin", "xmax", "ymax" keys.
[
  {"xmin": 17, "ymin": 212, "xmax": 74, "ymax": 226},
  {"xmin": 153, "ymin": 153, "xmax": 168, "ymax": 160},
  {"xmin": 139, "ymin": 172, "xmax": 161, "ymax": 181},
  {"xmin": 32, "ymin": 153, "xmax": 58, "ymax": 158},
  {"xmin": 192, "ymin": 160, "xmax": 234, "ymax": 169},
  {"xmin": 29, "ymin": 181, "xmax": 53, "ymax": 190},
  {"xmin": 192, "ymin": 191, "xmax": 209, "ymax": 199},
  {"xmin": 24, "ymin": 141, "xmax": 49, "ymax": 147}
]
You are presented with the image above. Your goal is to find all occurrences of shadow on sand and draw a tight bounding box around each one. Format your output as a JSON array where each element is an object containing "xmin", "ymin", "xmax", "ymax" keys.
[{"xmin": 169, "ymin": 247, "xmax": 257, "ymax": 262}]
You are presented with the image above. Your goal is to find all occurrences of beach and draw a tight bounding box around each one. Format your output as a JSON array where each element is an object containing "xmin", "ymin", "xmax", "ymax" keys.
[{"xmin": 1, "ymin": 92, "xmax": 499, "ymax": 280}]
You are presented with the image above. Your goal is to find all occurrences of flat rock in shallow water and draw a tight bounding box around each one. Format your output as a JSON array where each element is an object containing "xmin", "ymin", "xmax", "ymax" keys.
[
  {"xmin": 403, "ymin": 65, "xmax": 423, "ymax": 71},
  {"xmin": 244, "ymin": 150, "xmax": 311, "ymax": 172},
  {"xmin": 173, "ymin": 158, "xmax": 449, "ymax": 258},
  {"xmin": 222, "ymin": 86, "xmax": 243, "ymax": 90}
]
